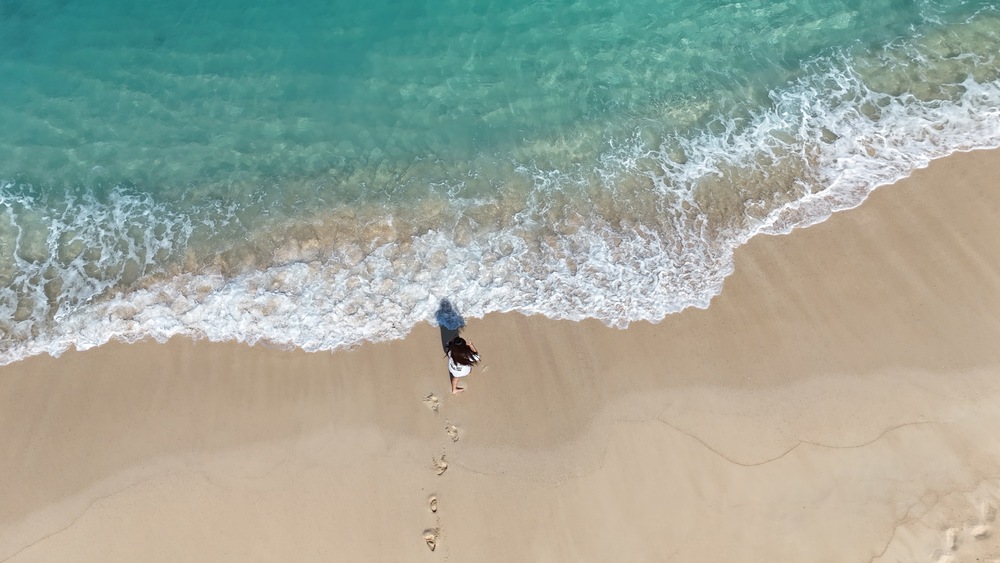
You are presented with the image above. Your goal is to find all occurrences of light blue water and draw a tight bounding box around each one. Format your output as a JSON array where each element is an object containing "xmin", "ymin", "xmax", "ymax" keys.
[{"xmin": 1, "ymin": 0, "xmax": 999, "ymax": 362}]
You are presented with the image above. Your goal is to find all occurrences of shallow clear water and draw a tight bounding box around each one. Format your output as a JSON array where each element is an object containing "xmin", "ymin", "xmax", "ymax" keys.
[{"xmin": 1, "ymin": 0, "xmax": 999, "ymax": 362}]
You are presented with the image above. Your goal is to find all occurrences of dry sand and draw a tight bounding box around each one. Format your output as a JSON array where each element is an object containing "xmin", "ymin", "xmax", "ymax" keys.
[{"xmin": 3, "ymin": 149, "xmax": 1000, "ymax": 562}]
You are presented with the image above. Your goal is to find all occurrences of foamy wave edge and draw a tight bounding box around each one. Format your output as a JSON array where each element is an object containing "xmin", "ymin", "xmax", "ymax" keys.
[{"xmin": 4, "ymin": 54, "xmax": 1000, "ymax": 366}]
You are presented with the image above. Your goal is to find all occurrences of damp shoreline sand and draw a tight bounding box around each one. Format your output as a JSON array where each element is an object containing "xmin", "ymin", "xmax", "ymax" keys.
[{"xmin": 3, "ymin": 148, "xmax": 1000, "ymax": 561}]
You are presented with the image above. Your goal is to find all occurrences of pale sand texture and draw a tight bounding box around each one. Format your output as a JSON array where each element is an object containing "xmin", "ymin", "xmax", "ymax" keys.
[{"xmin": 3, "ymin": 149, "xmax": 1000, "ymax": 562}]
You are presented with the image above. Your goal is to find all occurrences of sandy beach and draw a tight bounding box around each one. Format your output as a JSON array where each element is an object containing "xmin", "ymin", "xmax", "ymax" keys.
[{"xmin": 3, "ymin": 148, "xmax": 1000, "ymax": 562}]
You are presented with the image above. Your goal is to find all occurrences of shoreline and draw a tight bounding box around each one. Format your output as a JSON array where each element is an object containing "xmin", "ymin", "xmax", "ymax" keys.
[{"xmin": 3, "ymin": 148, "xmax": 1000, "ymax": 561}]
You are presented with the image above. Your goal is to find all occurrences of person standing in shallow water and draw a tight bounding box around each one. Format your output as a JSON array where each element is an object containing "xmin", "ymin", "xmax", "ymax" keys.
[{"xmin": 446, "ymin": 337, "xmax": 480, "ymax": 394}]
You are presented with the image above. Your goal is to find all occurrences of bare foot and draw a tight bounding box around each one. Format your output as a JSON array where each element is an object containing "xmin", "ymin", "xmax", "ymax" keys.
[{"xmin": 451, "ymin": 386, "xmax": 465, "ymax": 395}]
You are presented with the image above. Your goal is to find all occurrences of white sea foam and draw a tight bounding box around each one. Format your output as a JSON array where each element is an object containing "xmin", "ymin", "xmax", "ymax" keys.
[
  {"xmin": 0, "ymin": 187, "xmax": 193, "ymax": 341},
  {"xmin": 2, "ymin": 43, "xmax": 1000, "ymax": 366}
]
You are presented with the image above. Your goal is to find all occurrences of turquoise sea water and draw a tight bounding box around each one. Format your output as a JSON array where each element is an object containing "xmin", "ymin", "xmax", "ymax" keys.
[{"xmin": 1, "ymin": 0, "xmax": 999, "ymax": 362}]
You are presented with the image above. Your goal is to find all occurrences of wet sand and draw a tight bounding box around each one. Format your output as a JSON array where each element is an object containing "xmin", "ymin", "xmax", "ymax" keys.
[{"xmin": 2, "ymin": 149, "xmax": 1000, "ymax": 562}]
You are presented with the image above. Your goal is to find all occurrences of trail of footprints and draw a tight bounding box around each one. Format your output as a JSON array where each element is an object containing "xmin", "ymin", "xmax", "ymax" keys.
[
  {"xmin": 423, "ymin": 495, "xmax": 440, "ymax": 551},
  {"xmin": 938, "ymin": 499, "xmax": 997, "ymax": 562},
  {"xmin": 420, "ymin": 394, "xmax": 462, "ymax": 552}
]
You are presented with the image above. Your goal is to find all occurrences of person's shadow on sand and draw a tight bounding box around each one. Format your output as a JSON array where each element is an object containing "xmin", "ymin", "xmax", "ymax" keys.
[{"xmin": 435, "ymin": 299, "xmax": 465, "ymax": 352}]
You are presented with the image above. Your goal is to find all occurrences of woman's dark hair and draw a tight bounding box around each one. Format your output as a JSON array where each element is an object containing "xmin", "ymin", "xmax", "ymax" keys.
[{"xmin": 447, "ymin": 336, "xmax": 479, "ymax": 366}]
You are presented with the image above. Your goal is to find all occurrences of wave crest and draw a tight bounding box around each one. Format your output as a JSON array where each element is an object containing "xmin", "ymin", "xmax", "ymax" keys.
[{"xmin": 3, "ymin": 16, "xmax": 1000, "ymax": 365}]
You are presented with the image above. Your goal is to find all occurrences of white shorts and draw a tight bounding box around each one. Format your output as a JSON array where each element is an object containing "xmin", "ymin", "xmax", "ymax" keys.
[{"xmin": 449, "ymin": 358, "xmax": 471, "ymax": 378}]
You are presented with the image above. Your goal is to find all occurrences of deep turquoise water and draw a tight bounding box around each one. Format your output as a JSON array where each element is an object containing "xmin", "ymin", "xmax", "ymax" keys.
[{"xmin": 1, "ymin": 0, "xmax": 999, "ymax": 362}]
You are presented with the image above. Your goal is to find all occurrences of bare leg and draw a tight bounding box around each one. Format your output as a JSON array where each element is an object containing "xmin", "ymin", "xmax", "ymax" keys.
[{"xmin": 451, "ymin": 375, "xmax": 464, "ymax": 394}]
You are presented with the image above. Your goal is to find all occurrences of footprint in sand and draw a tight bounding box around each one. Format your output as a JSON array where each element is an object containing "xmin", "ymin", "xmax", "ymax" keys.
[
  {"xmin": 423, "ymin": 394, "xmax": 441, "ymax": 413},
  {"xmin": 445, "ymin": 422, "xmax": 459, "ymax": 442},
  {"xmin": 423, "ymin": 528, "xmax": 440, "ymax": 551},
  {"xmin": 944, "ymin": 527, "xmax": 959, "ymax": 551},
  {"xmin": 970, "ymin": 524, "xmax": 991, "ymax": 539},
  {"xmin": 983, "ymin": 501, "xmax": 997, "ymax": 523},
  {"xmin": 433, "ymin": 454, "xmax": 448, "ymax": 475},
  {"xmin": 429, "ymin": 494, "xmax": 438, "ymax": 513}
]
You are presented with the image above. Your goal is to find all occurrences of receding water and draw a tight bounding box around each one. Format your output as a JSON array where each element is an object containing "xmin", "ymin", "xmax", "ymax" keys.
[{"xmin": 1, "ymin": 0, "xmax": 999, "ymax": 363}]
